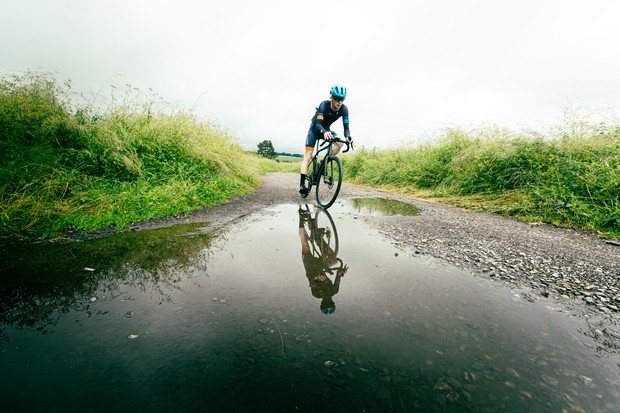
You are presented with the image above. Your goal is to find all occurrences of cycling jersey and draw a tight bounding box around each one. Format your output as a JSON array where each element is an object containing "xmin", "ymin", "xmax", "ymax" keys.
[{"xmin": 305, "ymin": 100, "xmax": 350, "ymax": 150}]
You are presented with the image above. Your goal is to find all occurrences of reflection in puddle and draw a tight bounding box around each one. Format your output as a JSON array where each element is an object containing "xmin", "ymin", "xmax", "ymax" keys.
[
  {"xmin": 0, "ymin": 203, "xmax": 619, "ymax": 412},
  {"xmin": 350, "ymin": 197, "xmax": 420, "ymax": 216},
  {"xmin": 298, "ymin": 205, "xmax": 348, "ymax": 315}
]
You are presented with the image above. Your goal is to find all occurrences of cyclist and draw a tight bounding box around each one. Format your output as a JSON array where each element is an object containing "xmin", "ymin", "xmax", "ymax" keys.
[{"xmin": 299, "ymin": 84, "xmax": 355, "ymax": 197}]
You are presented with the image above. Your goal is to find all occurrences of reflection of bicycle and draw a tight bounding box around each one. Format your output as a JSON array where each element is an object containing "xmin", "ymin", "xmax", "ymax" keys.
[
  {"xmin": 298, "ymin": 205, "xmax": 348, "ymax": 315},
  {"xmin": 299, "ymin": 204, "xmax": 339, "ymax": 265},
  {"xmin": 303, "ymin": 137, "xmax": 352, "ymax": 209}
]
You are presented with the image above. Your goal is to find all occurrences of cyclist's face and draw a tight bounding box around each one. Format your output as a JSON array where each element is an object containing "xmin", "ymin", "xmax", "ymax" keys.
[{"xmin": 330, "ymin": 96, "xmax": 344, "ymax": 111}]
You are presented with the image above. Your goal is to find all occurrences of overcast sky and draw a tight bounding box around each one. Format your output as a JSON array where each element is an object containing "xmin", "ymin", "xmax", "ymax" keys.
[{"xmin": 2, "ymin": 0, "xmax": 620, "ymax": 153}]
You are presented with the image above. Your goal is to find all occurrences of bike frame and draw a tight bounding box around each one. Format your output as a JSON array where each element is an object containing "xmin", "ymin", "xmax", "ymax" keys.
[
  {"xmin": 303, "ymin": 136, "xmax": 352, "ymax": 209},
  {"xmin": 308, "ymin": 138, "xmax": 351, "ymax": 185}
]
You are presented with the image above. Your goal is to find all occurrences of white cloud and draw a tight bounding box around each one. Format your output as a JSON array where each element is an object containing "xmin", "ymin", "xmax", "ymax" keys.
[{"xmin": 2, "ymin": 0, "xmax": 620, "ymax": 154}]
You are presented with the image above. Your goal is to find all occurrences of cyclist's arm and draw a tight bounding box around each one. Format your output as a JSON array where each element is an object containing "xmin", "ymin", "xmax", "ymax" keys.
[
  {"xmin": 314, "ymin": 113, "xmax": 328, "ymax": 136},
  {"xmin": 342, "ymin": 105, "xmax": 351, "ymax": 139},
  {"xmin": 314, "ymin": 101, "xmax": 332, "ymax": 138}
]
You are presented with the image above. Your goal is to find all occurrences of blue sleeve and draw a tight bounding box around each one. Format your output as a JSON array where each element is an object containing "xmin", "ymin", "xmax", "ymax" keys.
[{"xmin": 342, "ymin": 105, "xmax": 350, "ymax": 138}]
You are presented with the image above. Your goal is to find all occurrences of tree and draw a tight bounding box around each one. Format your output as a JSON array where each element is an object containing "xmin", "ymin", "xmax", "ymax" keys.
[{"xmin": 257, "ymin": 140, "xmax": 277, "ymax": 159}]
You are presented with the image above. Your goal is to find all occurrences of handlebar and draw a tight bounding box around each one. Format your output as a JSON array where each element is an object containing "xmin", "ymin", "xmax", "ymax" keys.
[{"xmin": 319, "ymin": 137, "xmax": 354, "ymax": 153}]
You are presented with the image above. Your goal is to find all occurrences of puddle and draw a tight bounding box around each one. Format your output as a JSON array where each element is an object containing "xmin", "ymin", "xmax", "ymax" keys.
[
  {"xmin": 0, "ymin": 203, "xmax": 619, "ymax": 412},
  {"xmin": 349, "ymin": 197, "xmax": 420, "ymax": 216}
]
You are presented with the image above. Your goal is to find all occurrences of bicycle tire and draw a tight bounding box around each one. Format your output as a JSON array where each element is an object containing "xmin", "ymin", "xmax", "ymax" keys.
[
  {"xmin": 314, "ymin": 208, "xmax": 339, "ymax": 258},
  {"xmin": 315, "ymin": 156, "xmax": 342, "ymax": 209}
]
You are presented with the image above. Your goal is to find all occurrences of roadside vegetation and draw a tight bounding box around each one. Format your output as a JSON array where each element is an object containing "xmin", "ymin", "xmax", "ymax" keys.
[
  {"xmin": 344, "ymin": 118, "xmax": 620, "ymax": 238},
  {"xmin": 2, "ymin": 72, "xmax": 618, "ymax": 241},
  {"xmin": 0, "ymin": 72, "xmax": 274, "ymax": 240}
]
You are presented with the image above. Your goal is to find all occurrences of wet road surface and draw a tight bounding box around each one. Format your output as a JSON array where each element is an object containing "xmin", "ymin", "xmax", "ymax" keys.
[{"xmin": 1, "ymin": 200, "xmax": 619, "ymax": 412}]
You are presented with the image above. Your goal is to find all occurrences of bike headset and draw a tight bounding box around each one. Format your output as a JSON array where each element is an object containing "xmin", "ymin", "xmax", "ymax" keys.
[{"xmin": 330, "ymin": 84, "xmax": 347, "ymax": 99}]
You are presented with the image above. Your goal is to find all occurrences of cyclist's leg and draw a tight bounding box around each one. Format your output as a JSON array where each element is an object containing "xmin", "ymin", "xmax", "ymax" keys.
[
  {"xmin": 300, "ymin": 147, "xmax": 314, "ymax": 175},
  {"xmin": 300, "ymin": 131, "xmax": 317, "ymax": 195},
  {"xmin": 298, "ymin": 212, "xmax": 311, "ymax": 254},
  {"xmin": 331, "ymin": 141, "xmax": 344, "ymax": 156},
  {"xmin": 328, "ymin": 132, "xmax": 343, "ymax": 156}
]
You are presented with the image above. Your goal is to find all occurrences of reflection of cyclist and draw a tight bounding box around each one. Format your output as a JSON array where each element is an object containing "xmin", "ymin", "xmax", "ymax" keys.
[
  {"xmin": 299, "ymin": 85, "xmax": 355, "ymax": 197},
  {"xmin": 298, "ymin": 208, "xmax": 348, "ymax": 314}
]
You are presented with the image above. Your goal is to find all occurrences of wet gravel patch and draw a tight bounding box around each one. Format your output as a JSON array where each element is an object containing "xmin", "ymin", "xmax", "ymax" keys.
[{"xmin": 359, "ymin": 192, "xmax": 620, "ymax": 320}]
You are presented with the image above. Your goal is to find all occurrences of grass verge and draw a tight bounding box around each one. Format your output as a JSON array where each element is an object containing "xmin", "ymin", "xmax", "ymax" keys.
[
  {"xmin": 345, "ymin": 122, "xmax": 620, "ymax": 238},
  {"xmin": 0, "ymin": 72, "xmax": 263, "ymax": 240}
]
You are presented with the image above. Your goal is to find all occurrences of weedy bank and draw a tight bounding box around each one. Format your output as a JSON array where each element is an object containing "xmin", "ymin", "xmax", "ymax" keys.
[
  {"xmin": 0, "ymin": 72, "xmax": 272, "ymax": 240},
  {"xmin": 345, "ymin": 121, "xmax": 620, "ymax": 238}
]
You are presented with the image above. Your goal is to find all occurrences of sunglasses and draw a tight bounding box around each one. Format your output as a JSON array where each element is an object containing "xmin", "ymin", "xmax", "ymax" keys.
[{"xmin": 332, "ymin": 97, "xmax": 344, "ymax": 102}]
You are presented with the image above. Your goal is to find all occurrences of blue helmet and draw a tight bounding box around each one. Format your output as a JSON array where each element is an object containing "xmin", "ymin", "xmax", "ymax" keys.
[
  {"xmin": 321, "ymin": 304, "xmax": 336, "ymax": 315},
  {"xmin": 330, "ymin": 84, "xmax": 347, "ymax": 99}
]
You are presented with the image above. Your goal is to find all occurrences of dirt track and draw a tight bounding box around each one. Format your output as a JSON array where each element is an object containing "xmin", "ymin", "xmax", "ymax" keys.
[{"xmin": 121, "ymin": 172, "xmax": 620, "ymax": 318}]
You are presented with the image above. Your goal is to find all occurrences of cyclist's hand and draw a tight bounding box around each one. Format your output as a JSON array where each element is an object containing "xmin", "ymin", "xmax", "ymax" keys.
[
  {"xmin": 347, "ymin": 137, "xmax": 355, "ymax": 148},
  {"xmin": 323, "ymin": 131, "xmax": 334, "ymax": 141}
]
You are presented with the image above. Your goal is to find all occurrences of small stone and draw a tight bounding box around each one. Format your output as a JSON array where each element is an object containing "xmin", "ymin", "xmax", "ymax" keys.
[
  {"xmin": 540, "ymin": 375, "xmax": 558, "ymax": 386},
  {"xmin": 434, "ymin": 380, "xmax": 451, "ymax": 392},
  {"xmin": 128, "ymin": 334, "xmax": 139, "ymax": 340},
  {"xmin": 506, "ymin": 367, "xmax": 520, "ymax": 378},
  {"xmin": 89, "ymin": 297, "xmax": 97, "ymax": 302}
]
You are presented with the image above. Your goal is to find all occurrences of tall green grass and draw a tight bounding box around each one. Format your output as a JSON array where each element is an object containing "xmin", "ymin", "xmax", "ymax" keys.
[
  {"xmin": 346, "ymin": 121, "xmax": 620, "ymax": 237},
  {"xmin": 0, "ymin": 72, "xmax": 263, "ymax": 240}
]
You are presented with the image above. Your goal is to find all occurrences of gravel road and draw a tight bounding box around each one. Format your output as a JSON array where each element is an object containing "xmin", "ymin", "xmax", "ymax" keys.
[{"xmin": 122, "ymin": 172, "xmax": 620, "ymax": 319}]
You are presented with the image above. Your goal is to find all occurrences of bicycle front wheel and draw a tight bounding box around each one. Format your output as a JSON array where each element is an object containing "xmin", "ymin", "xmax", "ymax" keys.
[
  {"xmin": 315, "ymin": 208, "xmax": 339, "ymax": 258},
  {"xmin": 316, "ymin": 156, "xmax": 342, "ymax": 209}
]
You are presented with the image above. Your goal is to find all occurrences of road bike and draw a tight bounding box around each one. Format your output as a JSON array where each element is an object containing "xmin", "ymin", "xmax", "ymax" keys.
[
  {"xmin": 298, "ymin": 205, "xmax": 347, "ymax": 275},
  {"xmin": 303, "ymin": 137, "xmax": 352, "ymax": 209}
]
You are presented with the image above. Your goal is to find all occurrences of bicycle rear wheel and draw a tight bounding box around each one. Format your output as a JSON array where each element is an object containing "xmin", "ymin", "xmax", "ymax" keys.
[{"xmin": 316, "ymin": 156, "xmax": 342, "ymax": 209}]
